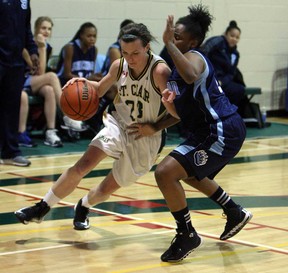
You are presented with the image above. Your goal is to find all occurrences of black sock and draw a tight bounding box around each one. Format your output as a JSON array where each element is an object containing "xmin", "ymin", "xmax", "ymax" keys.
[
  {"xmin": 172, "ymin": 207, "xmax": 194, "ymax": 233},
  {"xmin": 210, "ymin": 186, "xmax": 237, "ymax": 210}
]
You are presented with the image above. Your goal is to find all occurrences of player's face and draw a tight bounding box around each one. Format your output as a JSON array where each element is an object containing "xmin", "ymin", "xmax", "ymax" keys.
[
  {"xmin": 38, "ymin": 21, "xmax": 52, "ymax": 40},
  {"xmin": 174, "ymin": 24, "xmax": 194, "ymax": 53},
  {"xmin": 225, "ymin": 28, "xmax": 241, "ymax": 48},
  {"xmin": 120, "ymin": 39, "xmax": 149, "ymax": 70},
  {"xmin": 173, "ymin": 24, "xmax": 195, "ymax": 53},
  {"xmin": 81, "ymin": 27, "xmax": 97, "ymax": 48}
]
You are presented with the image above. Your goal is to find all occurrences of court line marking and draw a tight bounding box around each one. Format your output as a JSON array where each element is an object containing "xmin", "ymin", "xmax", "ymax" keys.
[
  {"xmin": 1, "ymin": 136, "xmax": 287, "ymax": 175},
  {"xmin": 1, "ymin": 187, "xmax": 288, "ymax": 257}
]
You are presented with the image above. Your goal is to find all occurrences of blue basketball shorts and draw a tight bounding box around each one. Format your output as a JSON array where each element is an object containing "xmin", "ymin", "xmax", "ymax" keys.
[{"xmin": 169, "ymin": 114, "xmax": 246, "ymax": 181}]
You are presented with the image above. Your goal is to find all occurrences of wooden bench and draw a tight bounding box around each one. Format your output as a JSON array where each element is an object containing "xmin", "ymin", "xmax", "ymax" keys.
[{"xmin": 243, "ymin": 87, "xmax": 266, "ymax": 128}]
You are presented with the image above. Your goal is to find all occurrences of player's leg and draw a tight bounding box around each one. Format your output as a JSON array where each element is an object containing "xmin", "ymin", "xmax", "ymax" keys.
[
  {"xmin": 30, "ymin": 73, "xmax": 87, "ymax": 131},
  {"xmin": 18, "ymin": 91, "xmax": 29, "ymax": 134},
  {"xmin": 155, "ymin": 155, "xmax": 202, "ymax": 263},
  {"xmin": 30, "ymin": 72, "xmax": 62, "ymax": 105},
  {"xmin": 183, "ymin": 176, "xmax": 253, "ymax": 240},
  {"xmin": 73, "ymin": 172, "xmax": 121, "ymax": 230},
  {"xmin": 18, "ymin": 91, "xmax": 37, "ymax": 147},
  {"xmin": 33, "ymin": 84, "xmax": 62, "ymax": 147},
  {"xmin": 14, "ymin": 145, "xmax": 108, "ymax": 224},
  {"xmin": 0, "ymin": 65, "xmax": 31, "ymax": 166},
  {"xmin": 36, "ymin": 85, "xmax": 56, "ymax": 129}
]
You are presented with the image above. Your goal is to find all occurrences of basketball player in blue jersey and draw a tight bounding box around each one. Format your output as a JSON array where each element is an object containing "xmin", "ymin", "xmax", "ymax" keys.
[
  {"xmin": 57, "ymin": 22, "xmax": 100, "ymax": 86},
  {"xmin": 14, "ymin": 23, "xmax": 179, "ymax": 233},
  {"xmin": 155, "ymin": 4, "xmax": 253, "ymax": 262}
]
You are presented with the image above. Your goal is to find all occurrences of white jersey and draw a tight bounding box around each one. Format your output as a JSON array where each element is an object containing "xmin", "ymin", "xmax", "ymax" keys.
[
  {"xmin": 90, "ymin": 52, "xmax": 167, "ymax": 187},
  {"xmin": 112, "ymin": 51, "xmax": 167, "ymax": 133}
]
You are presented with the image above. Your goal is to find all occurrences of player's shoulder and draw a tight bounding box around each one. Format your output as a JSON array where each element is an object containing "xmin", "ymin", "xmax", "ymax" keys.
[{"xmin": 152, "ymin": 58, "xmax": 171, "ymax": 77}]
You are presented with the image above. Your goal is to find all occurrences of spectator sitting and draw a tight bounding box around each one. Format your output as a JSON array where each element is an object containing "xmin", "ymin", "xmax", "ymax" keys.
[
  {"xmin": 56, "ymin": 22, "xmax": 102, "ymax": 135},
  {"xmin": 18, "ymin": 16, "xmax": 86, "ymax": 148},
  {"xmin": 201, "ymin": 20, "xmax": 248, "ymax": 117}
]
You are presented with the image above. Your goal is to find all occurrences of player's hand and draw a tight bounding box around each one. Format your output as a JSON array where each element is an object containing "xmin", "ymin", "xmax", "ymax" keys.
[
  {"xmin": 161, "ymin": 89, "xmax": 179, "ymax": 119},
  {"xmin": 162, "ymin": 88, "xmax": 176, "ymax": 103},
  {"xmin": 63, "ymin": 77, "xmax": 87, "ymax": 89},
  {"xmin": 30, "ymin": 54, "xmax": 39, "ymax": 75},
  {"xmin": 163, "ymin": 15, "xmax": 175, "ymax": 45},
  {"xmin": 127, "ymin": 123, "xmax": 156, "ymax": 140},
  {"xmin": 36, "ymin": 33, "xmax": 46, "ymax": 48}
]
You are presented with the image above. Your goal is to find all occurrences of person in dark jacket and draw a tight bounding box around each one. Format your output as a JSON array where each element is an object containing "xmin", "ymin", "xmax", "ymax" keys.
[
  {"xmin": 0, "ymin": 0, "xmax": 39, "ymax": 167},
  {"xmin": 201, "ymin": 20, "xmax": 248, "ymax": 116}
]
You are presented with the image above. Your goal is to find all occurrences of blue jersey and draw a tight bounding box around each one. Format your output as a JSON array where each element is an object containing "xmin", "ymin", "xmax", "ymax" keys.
[
  {"xmin": 169, "ymin": 50, "xmax": 244, "ymax": 155},
  {"xmin": 101, "ymin": 40, "xmax": 120, "ymax": 76},
  {"xmin": 57, "ymin": 39, "xmax": 96, "ymax": 85},
  {"xmin": 168, "ymin": 49, "xmax": 245, "ymax": 179},
  {"xmin": 201, "ymin": 35, "xmax": 240, "ymax": 86}
]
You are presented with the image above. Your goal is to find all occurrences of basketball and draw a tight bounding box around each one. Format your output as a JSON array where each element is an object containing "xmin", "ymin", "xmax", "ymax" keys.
[{"xmin": 60, "ymin": 81, "xmax": 99, "ymax": 121}]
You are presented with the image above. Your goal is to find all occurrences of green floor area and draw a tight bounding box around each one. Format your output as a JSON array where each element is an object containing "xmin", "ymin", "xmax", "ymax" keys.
[{"xmin": 21, "ymin": 122, "xmax": 288, "ymax": 157}]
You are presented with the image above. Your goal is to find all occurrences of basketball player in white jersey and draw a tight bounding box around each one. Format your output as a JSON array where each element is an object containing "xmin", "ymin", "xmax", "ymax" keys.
[{"xmin": 15, "ymin": 23, "xmax": 179, "ymax": 231}]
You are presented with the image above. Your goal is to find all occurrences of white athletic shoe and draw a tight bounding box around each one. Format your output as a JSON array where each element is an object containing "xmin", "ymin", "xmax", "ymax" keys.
[
  {"xmin": 62, "ymin": 116, "xmax": 88, "ymax": 132},
  {"xmin": 44, "ymin": 129, "xmax": 63, "ymax": 147}
]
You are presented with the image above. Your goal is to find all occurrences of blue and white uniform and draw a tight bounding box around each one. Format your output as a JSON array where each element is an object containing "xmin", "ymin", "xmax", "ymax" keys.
[
  {"xmin": 168, "ymin": 50, "xmax": 246, "ymax": 180},
  {"xmin": 101, "ymin": 41, "xmax": 120, "ymax": 76},
  {"xmin": 57, "ymin": 39, "xmax": 96, "ymax": 86}
]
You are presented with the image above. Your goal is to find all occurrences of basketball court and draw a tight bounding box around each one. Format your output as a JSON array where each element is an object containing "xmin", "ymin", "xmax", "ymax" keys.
[{"xmin": 1, "ymin": 118, "xmax": 288, "ymax": 273}]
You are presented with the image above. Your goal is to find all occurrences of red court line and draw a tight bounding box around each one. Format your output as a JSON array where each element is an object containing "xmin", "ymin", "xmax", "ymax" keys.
[
  {"xmin": 7, "ymin": 172, "xmax": 52, "ymax": 182},
  {"xmin": 1, "ymin": 187, "xmax": 288, "ymax": 256}
]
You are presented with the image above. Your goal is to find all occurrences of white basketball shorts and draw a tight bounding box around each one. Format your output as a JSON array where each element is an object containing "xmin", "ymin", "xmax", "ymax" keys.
[{"xmin": 89, "ymin": 113, "xmax": 162, "ymax": 187}]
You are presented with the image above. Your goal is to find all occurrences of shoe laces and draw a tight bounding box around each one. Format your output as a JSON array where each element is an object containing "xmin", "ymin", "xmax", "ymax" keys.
[{"xmin": 171, "ymin": 230, "xmax": 193, "ymax": 246}]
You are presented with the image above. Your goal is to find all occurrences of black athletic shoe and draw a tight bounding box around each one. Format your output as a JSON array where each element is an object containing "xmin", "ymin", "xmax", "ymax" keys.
[
  {"xmin": 161, "ymin": 230, "xmax": 202, "ymax": 263},
  {"xmin": 73, "ymin": 199, "xmax": 90, "ymax": 230},
  {"xmin": 14, "ymin": 200, "xmax": 50, "ymax": 225},
  {"xmin": 220, "ymin": 205, "xmax": 253, "ymax": 240}
]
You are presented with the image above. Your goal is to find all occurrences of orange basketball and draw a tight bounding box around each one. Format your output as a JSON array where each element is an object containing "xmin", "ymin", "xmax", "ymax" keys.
[{"xmin": 60, "ymin": 81, "xmax": 99, "ymax": 121}]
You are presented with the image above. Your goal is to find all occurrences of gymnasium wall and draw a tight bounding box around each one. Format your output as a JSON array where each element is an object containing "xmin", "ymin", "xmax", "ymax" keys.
[{"xmin": 31, "ymin": 0, "xmax": 288, "ymax": 111}]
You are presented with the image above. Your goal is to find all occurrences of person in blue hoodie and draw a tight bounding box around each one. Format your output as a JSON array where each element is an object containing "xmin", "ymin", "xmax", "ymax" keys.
[
  {"xmin": 0, "ymin": 0, "xmax": 39, "ymax": 167},
  {"xmin": 201, "ymin": 21, "xmax": 248, "ymax": 116}
]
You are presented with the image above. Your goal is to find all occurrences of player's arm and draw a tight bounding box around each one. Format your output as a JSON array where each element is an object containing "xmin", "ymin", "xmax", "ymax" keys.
[
  {"xmin": 22, "ymin": 48, "xmax": 32, "ymax": 67},
  {"xmin": 35, "ymin": 33, "xmax": 47, "ymax": 75},
  {"xmin": 152, "ymin": 61, "xmax": 180, "ymax": 129},
  {"xmin": 96, "ymin": 59, "xmax": 120, "ymax": 97},
  {"xmin": 163, "ymin": 15, "xmax": 204, "ymax": 84},
  {"xmin": 109, "ymin": 47, "xmax": 122, "ymax": 64},
  {"xmin": 127, "ymin": 62, "xmax": 179, "ymax": 139},
  {"xmin": 65, "ymin": 59, "xmax": 120, "ymax": 99},
  {"xmin": 63, "ymin": 44, "xmax": 78, "ymax": 80}
]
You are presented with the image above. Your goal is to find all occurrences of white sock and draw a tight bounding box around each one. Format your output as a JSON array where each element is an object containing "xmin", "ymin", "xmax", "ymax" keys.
[
  {"xmin": 43, "ymin": 189, "xmax": 61, "ymax": 207},
  {"xmin": 81, "ymin": 195, "xmax": 92, "ymax": 208}
]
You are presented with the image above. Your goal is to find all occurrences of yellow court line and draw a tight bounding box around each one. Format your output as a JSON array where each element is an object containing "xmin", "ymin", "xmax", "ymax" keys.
[
  {"xmin": 108, "ymin": 244, "xmax": 286, "ymax": 273},
  {"xmin": 1, "ymin": 187, "xmax": 288, "ymax": 259}
]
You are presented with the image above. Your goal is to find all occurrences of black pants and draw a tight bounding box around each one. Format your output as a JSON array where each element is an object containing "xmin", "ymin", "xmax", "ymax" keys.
[{"xmin": 0, "ymin": 64, "xmax": 25, "ymax": 159}]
